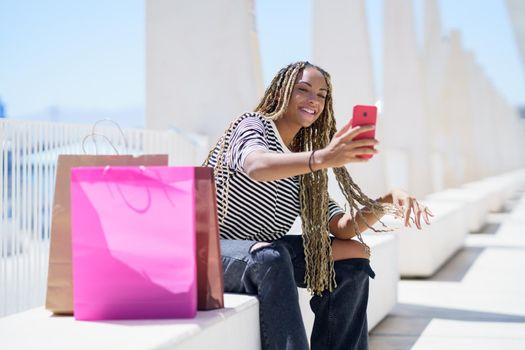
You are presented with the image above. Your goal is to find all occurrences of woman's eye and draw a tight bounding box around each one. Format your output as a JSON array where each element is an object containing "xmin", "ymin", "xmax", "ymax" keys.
[
  {"xmin": 318, "ymin": 94, "xmax": 326, "ymax": 99},
  {"xmin": 298, "ymin": 87, "xmax": 308, "ymax": 92}
]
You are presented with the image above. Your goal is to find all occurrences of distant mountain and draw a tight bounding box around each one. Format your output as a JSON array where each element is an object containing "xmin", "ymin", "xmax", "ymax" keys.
[{"xmin": 8, "ymin": 106, "xmax": 145, "ymax": 128}]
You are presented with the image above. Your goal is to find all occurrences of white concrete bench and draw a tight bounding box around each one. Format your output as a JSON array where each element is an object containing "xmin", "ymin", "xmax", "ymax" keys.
[
  {"xmin": 462, "ymin": 170, "xmax": 525, "ymax": 212},
  {"xmin": 365, "ymin": 234, "xmax": 399, "ymax": 329},
  {"xmin": 490, "ymin": 170, "xmax": 525, "ymax": 198},
  {"xmin": 0, "ymin": 294, "xmax": 261, "ymax": 350},
  {"xmin": 380, "ymin": 200, "xmax": 468, "ymax": 277},
  {"xmin": 426, "ymin": 187, "xmax": 490, "ymax": 232},
  {"xmin": 0, "ymin": 234, "xmax": 399, "ymax": 349},
  {"xmin": 462, "ymin": 179, "xmax": 507, "ymax": 213}
]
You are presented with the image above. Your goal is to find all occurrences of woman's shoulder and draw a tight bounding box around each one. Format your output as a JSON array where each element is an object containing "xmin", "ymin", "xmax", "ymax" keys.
[
  {"xmin": 238, "ymin": 111, "xmax": 268, "ymax": 122},
  {"xmin": 234, "ymin": 111, "xmax": 271, "ymax": 130}
]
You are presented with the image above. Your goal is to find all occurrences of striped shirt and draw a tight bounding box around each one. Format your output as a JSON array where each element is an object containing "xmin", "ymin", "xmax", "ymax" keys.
[{"xmin": 207, "ymin": 112, "xmax": 343, "ymax": 241}]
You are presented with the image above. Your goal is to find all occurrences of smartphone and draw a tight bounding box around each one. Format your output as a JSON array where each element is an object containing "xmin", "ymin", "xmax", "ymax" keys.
[{"xmin": 351, "ymin": 105, "xmax": 377, "ymax": 159}]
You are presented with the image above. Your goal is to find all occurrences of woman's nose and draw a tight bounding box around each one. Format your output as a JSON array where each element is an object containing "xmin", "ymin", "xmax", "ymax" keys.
[{"xmin": 308, "ymin": 95, "xmax": 320, "ymax": 106}]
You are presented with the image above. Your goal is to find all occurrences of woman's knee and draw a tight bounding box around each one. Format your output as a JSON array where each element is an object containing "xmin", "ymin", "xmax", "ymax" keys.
[
  {"xmin": 249, "ymin": 241, "xmax": 272, "ymax": 253},
  {"xmin": 331, "ymin": 238, "xmax": 370, "ymax": 261},
  {"xmin": 250, "ymin": 242, "xmax": 293, "ymax": 269}
]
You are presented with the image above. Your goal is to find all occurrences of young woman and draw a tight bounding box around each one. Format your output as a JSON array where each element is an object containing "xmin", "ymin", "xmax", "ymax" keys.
[{"xmin": 204, "ymin": 61, "xmax": 432, "ymax": 350}]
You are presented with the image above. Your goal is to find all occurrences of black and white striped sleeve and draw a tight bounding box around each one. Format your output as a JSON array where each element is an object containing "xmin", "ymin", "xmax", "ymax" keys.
[
  {"xmin": 226, "ymin": 114, "xmax": 269, "ymax": 172},
  {"xmin": 328, "ymin": 198, "xmax": 345, "ymax": 222}
]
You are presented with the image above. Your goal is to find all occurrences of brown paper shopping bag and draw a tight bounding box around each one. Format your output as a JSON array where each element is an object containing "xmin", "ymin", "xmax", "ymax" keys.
[{"xmin": 45, "ymin": 154, "xmax": 168, "ymax": 314}]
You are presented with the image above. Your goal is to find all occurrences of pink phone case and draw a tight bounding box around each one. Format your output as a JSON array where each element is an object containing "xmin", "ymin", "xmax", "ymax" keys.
[{"xmin": 351, "ymin": 105, "xmax": 377, "ymax": 159}]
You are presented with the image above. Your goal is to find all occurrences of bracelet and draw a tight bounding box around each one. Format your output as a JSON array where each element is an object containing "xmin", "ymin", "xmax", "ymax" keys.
[{"xmin": 308, "ymin": 150, "xmax": 317, "ymax": 172}]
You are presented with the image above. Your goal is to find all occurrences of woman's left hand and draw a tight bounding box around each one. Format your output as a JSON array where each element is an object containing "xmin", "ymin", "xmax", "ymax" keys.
[{"xmin": 388, "ymin": 189, "xmax": 434, "ymax": 229}]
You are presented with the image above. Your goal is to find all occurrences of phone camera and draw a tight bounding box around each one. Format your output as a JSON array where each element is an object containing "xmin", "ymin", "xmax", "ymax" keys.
[{"xmin": 363, "ymin": 112, "xmax": 367, "ymax": 117}]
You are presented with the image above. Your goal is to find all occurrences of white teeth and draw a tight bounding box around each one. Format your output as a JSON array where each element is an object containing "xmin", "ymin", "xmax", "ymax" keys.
[{"xmin": 301, "ymin": 107, "xmax": 315, "ymax": 114}]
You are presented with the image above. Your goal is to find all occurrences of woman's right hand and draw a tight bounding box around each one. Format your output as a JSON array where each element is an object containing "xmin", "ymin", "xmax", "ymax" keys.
[{"xmin": 315, "ymin": 123, "xmax": 378, "ymax": 169}]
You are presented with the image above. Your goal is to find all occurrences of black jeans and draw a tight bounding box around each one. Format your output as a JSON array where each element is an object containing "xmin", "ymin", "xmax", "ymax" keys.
[{"xmin": 220, "ymin": 235, "xmax": 375, "ymax": 350}]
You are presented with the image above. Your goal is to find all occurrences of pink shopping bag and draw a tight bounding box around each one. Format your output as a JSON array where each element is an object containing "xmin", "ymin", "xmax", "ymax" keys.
[{"xmin": 70, "ymin": 166, "xmax": 198, "ymax": 320}]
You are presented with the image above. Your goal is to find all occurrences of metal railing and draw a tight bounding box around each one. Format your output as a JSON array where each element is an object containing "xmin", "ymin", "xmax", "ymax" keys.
[{"xmin": 0, "ymin": 119, "xmax": 207, "ymax": 317}]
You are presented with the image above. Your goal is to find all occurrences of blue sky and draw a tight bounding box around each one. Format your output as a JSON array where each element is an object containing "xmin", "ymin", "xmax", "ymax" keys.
[
  {"xmin": 0, "ymin": 0, "xmax": 524, "ymax": 121},
  {"xmin": 0, "ymin": 0, "xmax": 145, "ymax": 117}
]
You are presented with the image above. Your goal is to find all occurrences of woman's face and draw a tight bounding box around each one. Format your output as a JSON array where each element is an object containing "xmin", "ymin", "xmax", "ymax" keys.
[{"xmin": 281, "ymin": 66, "xmax": 328, "ymax": 128}]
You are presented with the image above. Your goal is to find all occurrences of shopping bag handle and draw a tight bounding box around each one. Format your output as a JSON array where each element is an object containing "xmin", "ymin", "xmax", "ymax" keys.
[
  {"xmin": 82, "ymin": 133, "xmax": 119, "ymax": 155},
  {"xmin": 81, "ymin": 119, "xmax": 129, "ymax": 155},
  {"xmin": 102, "ymin": 166, "xmax": 175, "ymax": 213}
]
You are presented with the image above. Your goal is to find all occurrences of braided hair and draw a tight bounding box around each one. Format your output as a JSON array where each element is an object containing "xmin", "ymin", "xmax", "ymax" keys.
[{"xmin": 204, "ymin": 61, "xmax": 392, "ymax": 294}]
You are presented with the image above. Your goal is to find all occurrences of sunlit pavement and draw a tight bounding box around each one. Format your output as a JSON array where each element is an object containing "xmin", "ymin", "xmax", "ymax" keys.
[{"xmin": 369, "ymin": 190, "xmax": 525, "ymax": 350}]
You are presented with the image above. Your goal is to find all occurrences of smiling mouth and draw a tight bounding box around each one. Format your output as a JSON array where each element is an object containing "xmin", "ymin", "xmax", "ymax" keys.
[{"xmin": 300, "ymin": 107, "xmax": 316, "ymax": 115}]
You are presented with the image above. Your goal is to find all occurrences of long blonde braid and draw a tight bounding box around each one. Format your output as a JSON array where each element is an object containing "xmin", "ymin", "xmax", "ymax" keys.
[{"xmin": 204, "ymin": 61, "xmax": 393, "ymax": 295}]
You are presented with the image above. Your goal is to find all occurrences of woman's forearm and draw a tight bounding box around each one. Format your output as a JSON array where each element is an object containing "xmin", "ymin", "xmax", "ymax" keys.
[
  {"xmin": 330, "ymin": 211, "xmax": 384, "ymax": 239},
  {"xmin": 330, "ymin": 193, "xmax": 393, "ymax": 239},
  {"xmin": 243, "ymin": 125, "xmax": 378, "ymax": 182},
  {"xmin": 244, "ymin": 150, "xmax": 322, "ymax": 181}
]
